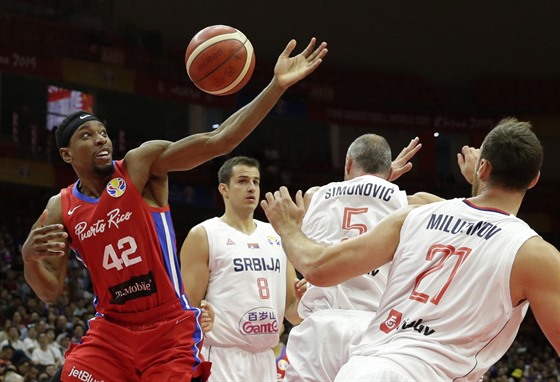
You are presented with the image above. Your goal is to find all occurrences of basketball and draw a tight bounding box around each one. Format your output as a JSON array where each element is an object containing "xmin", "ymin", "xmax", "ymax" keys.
[{"xmin": 185, "ymin": 25, "xmax": 256, "ymax": 96}]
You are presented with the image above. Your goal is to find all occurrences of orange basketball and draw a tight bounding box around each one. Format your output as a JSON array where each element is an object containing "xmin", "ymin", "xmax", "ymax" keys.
[{"xmin": 185, "ymin": 25, "xmax": 256, "ymax": 96}]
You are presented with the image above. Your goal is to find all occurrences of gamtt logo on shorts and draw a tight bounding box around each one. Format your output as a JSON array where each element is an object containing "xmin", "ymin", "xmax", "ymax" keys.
[{"xmin": 380, "ymin": 309, "xmax": 402, "ymax": 334}]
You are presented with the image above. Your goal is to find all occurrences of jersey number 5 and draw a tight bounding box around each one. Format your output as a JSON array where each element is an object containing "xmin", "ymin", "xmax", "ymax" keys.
[
  {"xmin": 102, "ymin": 236, "xmax": 142, "ymax": 271},
  {"xmin": 341, "ymin": 207, "xmax": 369, "ymax": 239}
]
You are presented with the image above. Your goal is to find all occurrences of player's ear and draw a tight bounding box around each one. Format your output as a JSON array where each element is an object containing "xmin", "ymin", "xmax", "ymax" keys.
[
  {"xmin": 344, "ymin": 156, "xmax": 352, "ymax": 177},
  {"xmin": 477, "ymin": 159, "xmax": 491, "ymax": 181},
  {"xmin": 59, "ymin": 148, "xmax": 72, "ymax": 164},
  {"xmin": 527, "ymin": 171, "xmax": 540, "ymax": 190},
  {"xmin": 218, "ymin": 182, "xmax": 228, "ymax": 198}
]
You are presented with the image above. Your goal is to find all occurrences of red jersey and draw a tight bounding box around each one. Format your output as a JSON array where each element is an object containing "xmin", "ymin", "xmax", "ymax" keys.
[{"xmin": 61, "ymin": 160, "xmax": 189, "ymax": 316}]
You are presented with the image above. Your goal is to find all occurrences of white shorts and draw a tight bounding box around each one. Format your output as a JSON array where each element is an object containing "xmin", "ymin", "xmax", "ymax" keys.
[
  {"xmin": 335, "ymin": 356, "xmax": 416, "ymax": 382},
  {"xmin": 285, "ymin": 309, "xmax": 374, "ymax": 382},
  {"xmin": 202, "ymin": 345, "xmax": 276, "ymax": 382}
]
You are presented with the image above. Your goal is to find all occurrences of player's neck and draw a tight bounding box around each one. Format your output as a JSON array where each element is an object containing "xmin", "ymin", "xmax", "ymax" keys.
[
  {"xmin": 220, "ymin": 211, "xmax": 256, "ymax": 235},
  {"xmin": 77, "ymin": 176, "xmax": 111, "ymax": 198},
  {"xmin": 468, "ymin": 188, "xmax": 525, "ymax": 216}
]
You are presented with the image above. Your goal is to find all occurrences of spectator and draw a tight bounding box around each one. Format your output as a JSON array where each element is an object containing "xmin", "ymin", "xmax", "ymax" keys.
[
  {"xmin": 30, "ymin": 333, "xmax": 62, "ymax": 369},
  {"xmin": 0, "ymin": 326, "xmax": 25, "ymax": 355},
  {"xmin": 22, "ymin": 325, "xmax": 39, "ymax": 358}
]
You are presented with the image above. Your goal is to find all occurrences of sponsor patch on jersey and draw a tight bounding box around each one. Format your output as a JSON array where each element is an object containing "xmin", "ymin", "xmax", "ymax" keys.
[
  {"xmin": 266, "ymin": 235, "xmax": 281, "ymax": 246},
  {"xmin": 226, "ymin": 238, "xmax": 236, "ymax": 246},
  {"xmin": 108, "ymin": 272, "xmax": 157, "ymax": 304},
  {"xmin": 247, "ymin": 242, "xmax": 260, "ymax": 249},
  {"xmin": 106, "ymin": 177, "xmax": 126, "ymax": 198},
  {"xmin": 239, "ymin": 307, "xmax": 279, "ymax": 335},
  {"xmin": 380, "ymin": 308, "xmax": 402, "ymax": 334}
]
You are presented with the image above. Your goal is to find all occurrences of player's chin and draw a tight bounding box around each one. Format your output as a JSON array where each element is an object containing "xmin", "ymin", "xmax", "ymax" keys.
[{"xmin": 94, "ymin": 161, "xmax": 115, "ymax": 175}]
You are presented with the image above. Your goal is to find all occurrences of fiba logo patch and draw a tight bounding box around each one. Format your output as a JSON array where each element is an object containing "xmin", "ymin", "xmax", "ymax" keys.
[
  {"xmin": 380, "ymin": 309, "xmax": 402, "ymax": 334},
  {"xmin": 266, "ymin": 235, "xmax": 281, "ymax": 246},
  {"xmin": 106, "ymin": 178, "xmax": 126, "ymax": 198}
]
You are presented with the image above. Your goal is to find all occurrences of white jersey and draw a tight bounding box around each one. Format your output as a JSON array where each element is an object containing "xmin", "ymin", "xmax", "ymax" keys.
[
  {"xmin": 348, "ymin": 198, "xmax": 538, "ymax": 381},
  {"xmin": 298, "ymin": 175, "xmax": 408, "ymax": 317},
  {"xmin": 199, "ymin": 217, "xmax": 287, "ymax": 352}
]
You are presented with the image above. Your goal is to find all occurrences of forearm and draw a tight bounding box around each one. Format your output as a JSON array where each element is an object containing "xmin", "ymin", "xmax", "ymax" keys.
[
  {"xmin": 284, "ymin": 299, "xmax": 302, "ymax": 326},
  {"xmin": 23, "ymin": 258, "xmax": 65, "ymax": 303},
  {"xmin": 213, "ymin": 78, "xmax": 285, "ymax": 150},
  {"xmin": 280, "ymin": 229, "xmax": 330, "ymax": 285}
]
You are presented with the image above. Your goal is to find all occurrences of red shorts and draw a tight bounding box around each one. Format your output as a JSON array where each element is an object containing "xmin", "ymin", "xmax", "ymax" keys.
[{"xmin": 60, "ymin": 300, "xmax": 211, "ymax": 382}]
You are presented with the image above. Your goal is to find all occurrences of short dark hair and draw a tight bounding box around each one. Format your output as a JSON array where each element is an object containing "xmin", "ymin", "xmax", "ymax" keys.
[
  {"xmin": 55, "ymin": 111, "xmax": 101, "ymax": 149},
  {"xmin": 481, "ymin": 117, "xmax": 543, "ymax": 190},
  {"xmin": 347, "ymin": 134, "xmax": 392, "ymax": 177},
  {"xmin": 218, "ymin": 156, "xmax": 260, "ymax": 184}
]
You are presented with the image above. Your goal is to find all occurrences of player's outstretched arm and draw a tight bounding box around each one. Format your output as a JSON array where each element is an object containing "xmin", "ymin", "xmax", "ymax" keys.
[
  {"xmin": 262, "ymin": 186, "xmax": 406, "ymax": 286},
  {"xmin": 130, "ymin": 38, "xmax": 328, "ymax": 179},
  {"xmin": 21, "ymin": 197, "xmax": 69, "ymax": 303}
]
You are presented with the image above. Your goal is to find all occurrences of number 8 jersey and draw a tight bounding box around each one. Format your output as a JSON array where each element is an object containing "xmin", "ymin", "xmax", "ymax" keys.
[{"xmin": 61, "ymin": 160, "xmax": 188, "ymax": 316}]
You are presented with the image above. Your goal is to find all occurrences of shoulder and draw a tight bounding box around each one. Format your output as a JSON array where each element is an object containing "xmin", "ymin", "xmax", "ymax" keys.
[
  {"xmin": 123, "ymin": 140, "xmax": 172, "ymax": 175},
  {"xmin": 515, "ymin": 236, "xmax": 558, "ymax": 268},
  {"xmin": 303, "ymin": 186, "xmax": 320, "ymax": 210},
  {"xmin": 46, "ymin": 193, "xmax": 64, "ymax": 225},
  {"xmin": 187, "ymin": 222, "xmax": 211, "ymax": 238},
  {"xmin": 511, "ymin": 235, "xmax": 559, "ymax": 303}
]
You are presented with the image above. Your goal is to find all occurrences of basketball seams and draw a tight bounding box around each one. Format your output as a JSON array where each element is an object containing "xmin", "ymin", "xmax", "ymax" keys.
[
  {"xmin": 186, "ymin": 31, "xmax": 246, "ymax": 70},
  {"xmin": 185, "ymin": 26, "xmax": 255, "ymax": 95},
  {"xmin": 206, "ymin": 39, "xmax": 254, "ymax": 95}
]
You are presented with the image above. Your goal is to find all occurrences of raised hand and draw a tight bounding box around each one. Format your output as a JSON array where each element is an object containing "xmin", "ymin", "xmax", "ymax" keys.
[
  {"xmin": 389, "ymin": 137, "xmax": 422, "ymax": 182},
  {"xmin": 21, "ymin": 210, "xmax": 67, "ymax": 262},
  {"xmin": 457, "ymin": 145, "xmax": 480, "ymax": 185},
  {"xmin": 274, "ymin": 38, "xmax": 328, "ymax": 90},
  {"xmin": 261, "ymin": 187, "xmax": 305, "ymax": 236}
]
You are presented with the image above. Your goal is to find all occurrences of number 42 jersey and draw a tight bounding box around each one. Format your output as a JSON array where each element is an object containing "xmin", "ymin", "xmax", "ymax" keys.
[{"xmin": 61, "ymin": 160, "xmax": 188, "ymax": 316}]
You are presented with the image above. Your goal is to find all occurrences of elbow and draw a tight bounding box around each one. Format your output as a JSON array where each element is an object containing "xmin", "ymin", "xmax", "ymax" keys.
[
  {"xmin": 24, "ymin": 276, "xmax": 62, "ymax": 304},
  {"xmin": 35, "ymin": 290, "xmax": 61, "ymax": 305},
  {"xmin": 300, "ymin": 264, "xmax": 335, "ymax": 288}
]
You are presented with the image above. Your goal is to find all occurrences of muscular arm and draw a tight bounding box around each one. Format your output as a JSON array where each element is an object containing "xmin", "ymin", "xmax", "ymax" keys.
[
  {"xmin": 407, "ymin": 192, "xmax": 444, "ymax": 205},
  {"xmin": 21, "ymin": 195, "xmax": 69, "ymax": 303},
  {"xmin": 510, "ymin": 237, "xmax": 560, "ymax": 354},
  {"xmin": 262, "ymin": 187, "xmax": 412, "ymax": 286},
  {"xmin": 284, "ymin": 261, "xmax": 302, "ymax": 325},
  {"xmin": 180, "ymin": 225, "xmax": 210, "ymax": 308},
  {"xmin": 124, "ymin": 39, "xmax": 327, "ymax": 207}
]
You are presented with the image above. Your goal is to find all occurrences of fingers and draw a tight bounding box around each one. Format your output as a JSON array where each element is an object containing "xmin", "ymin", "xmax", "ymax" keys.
[
  {"xmin": 295, "ymin": 190, "xmax": 304, "ymax": 209},
  {"xmin": 281, "ymin": 39, "xmax": 297, "ymax": 58},
  {"xmin": 395, "ymin": 137, "xmax": 421, "ymax": 163},
  {"xmin": 200, "ymin": 300, "xmax": 215, "ymax": 333},
  {"xmin": 403, "ymin": 137, "xmax": 422, "ymax": 160},
  {"xmin": 301, "ymin": 37, "xmax": 317, "ymax": 57}
]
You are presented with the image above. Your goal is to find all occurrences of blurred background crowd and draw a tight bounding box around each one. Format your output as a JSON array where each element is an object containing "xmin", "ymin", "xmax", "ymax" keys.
[{"xmin": 0, "ymin": 1, "xmax": 558, "ymax": 381}]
